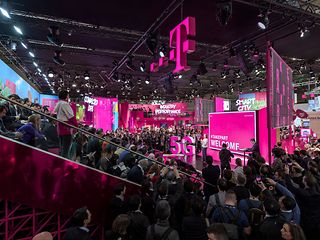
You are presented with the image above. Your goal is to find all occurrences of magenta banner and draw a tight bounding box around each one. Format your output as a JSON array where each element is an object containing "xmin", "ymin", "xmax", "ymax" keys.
[{"xmin": 209, "ymin": 112, "xmax": 256, "ymax": 153}]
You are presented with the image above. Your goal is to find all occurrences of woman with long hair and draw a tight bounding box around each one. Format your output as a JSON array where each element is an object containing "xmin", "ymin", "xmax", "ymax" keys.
[{"xmin": 281, "ymin": 223, "xmax": 306, "ymax": 240}]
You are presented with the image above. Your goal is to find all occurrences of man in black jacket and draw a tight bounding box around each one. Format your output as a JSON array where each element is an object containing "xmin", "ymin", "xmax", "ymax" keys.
[
  {"xmin": 219, "ymin": 143, "xmax": 234, "ymax": 175},
  {"xmin": 63, "ymin": 207, "xmax": 92, "ymax": 240},
  {"xmin": 202, "ymin": 156, "xmax": 220, "ymax": 201}
]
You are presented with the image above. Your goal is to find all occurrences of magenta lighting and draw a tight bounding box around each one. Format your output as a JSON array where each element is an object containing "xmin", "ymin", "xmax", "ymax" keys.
[
  {"xmin": 302, "ymin": 94, "xmax": 307, "ymax": 99},
  {"xmin": 310, "ymin": 93, "xmax": 315, "ymax": 98}
]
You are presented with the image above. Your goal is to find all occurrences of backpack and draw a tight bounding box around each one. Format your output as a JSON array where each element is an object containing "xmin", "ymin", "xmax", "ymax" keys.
[
  {"xmin": 150, "ymin": 224, "xmax": 173, "ymax": 240},
  {"xmin": 208, "ymin": 193, "xmax": 222, "ymax": 219},
  {"xmin": 246, "ymin": 199, "xmax": 265, "ymax": 227},
  {"xmin": 218, "ymin": 207, "xmax": 241, "ymax": 240}
]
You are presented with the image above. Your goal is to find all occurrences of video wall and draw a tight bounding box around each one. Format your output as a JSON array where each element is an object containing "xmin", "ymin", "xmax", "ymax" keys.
[
  {"xmin": 0, "ymin": 59, "xmax": 39, "ymax": 102},
  {"xmin": 209, "ymin": 111, "xmax": 256, "ymax": 154},
  {"xmin": 237, "ymin": 92, "xmax": 267, "ymax": 111}
]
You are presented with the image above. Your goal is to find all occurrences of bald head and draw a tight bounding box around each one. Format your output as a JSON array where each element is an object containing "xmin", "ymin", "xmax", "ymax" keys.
[{"xmin": 32, "ymin": 232, "xmax": 53, "ymax": 240}]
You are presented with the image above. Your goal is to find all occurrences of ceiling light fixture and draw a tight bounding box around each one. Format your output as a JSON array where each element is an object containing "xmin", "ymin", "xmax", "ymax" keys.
[
  {"xmin": 13, "ymin": 25, "xmax": 23, "ymax": 35},
  {"xmin": 84, "ymin": 71, "xmax": 90, "ymax": 80},
  {"xmin": 140, "ymin": 60, "xmax": 146, "ymax": 72},
  {"xmin": 47, "ymin": 26, "xmax": 62, "ymax": 46},
  {"xmin": 33, "ymin": 62, "xmax": 38, "ymax": 67},
  {"xmin": 53, "ymin": 50, "xmax": 65, "ymax": 66},
  {"xmin": 20, "ymin": 42, "xmax": 28, "ymax": 49},
  {"xmin": 29, "ymin": 51, "xmax": 35, "ymax": 58},
  {"xmin": 0, "ymin": 7, "xmax": 11, "ymax": 19},
  {"xmin": 257, "ymin": 13, "xmax": 269, "ymax": 30},
  {"xmin": 48, "ymin": 69, "xmax": 54, "ymax": 78},
  {"xmin": 145, "ymin": 76, "xmax": 150, "ymax": 85},
  {"xmin": 158, "ymin": 44, "xmax": 166, "ymax": 57}
]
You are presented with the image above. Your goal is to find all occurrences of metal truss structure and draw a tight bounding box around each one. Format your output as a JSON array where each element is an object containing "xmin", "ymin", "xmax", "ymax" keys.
[{"xmin": 0, "ymin": 199, "xmax": 103, "ymax": 240}]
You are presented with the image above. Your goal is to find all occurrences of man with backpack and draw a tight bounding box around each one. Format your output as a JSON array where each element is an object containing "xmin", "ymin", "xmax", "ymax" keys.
[
  {"xmin": 145, "ymin": 200, "xmax": 179, "ymax": 240},
  {"xmin": 206, "ymin": 179, "xmax": 228, "ymax": 218},
  {"xmin": 238, "ymin": 183, "xmax": 265, "ymax": 239},
  {"xmin": 211, "ymin": 190, "xmax": 251, "ymax": 240}
]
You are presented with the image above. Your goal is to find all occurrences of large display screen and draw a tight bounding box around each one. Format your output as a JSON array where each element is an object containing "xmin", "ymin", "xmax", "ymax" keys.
[
  {"xmin": 94, "ymin": 97, "xmax": 118, "ymax": 131},
  {"xmin": 237, "ymin": 92, "xmax": 267, "ymax": 111},
  {"xmin": 209, "ymin": 111, "xmax": 256, "ymax": 154},
  {"xmin": 39, "ymin": 94, "xmax": 59, "ymax": 112},
  {"xmin": 268, "ymin": 47, "xmax": 293, "ymax": 128},
  {"xmin": 0, "ymin": 59, "xmax": 39, "ymax": 102}
]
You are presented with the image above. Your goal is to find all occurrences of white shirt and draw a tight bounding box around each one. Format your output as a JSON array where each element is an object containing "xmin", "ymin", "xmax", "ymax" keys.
[
  {"xmin": 201, "ymin": 138, "xmax": 208, "ymax": 148},
  {"xmin": 54, "ymin": 100, "xmax": 74, "ymax": 121}
]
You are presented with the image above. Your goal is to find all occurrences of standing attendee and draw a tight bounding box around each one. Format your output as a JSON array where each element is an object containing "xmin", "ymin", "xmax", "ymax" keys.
[
  {"xmin": 54, "ymin": 90, "xmax": 78, "ymax": 159},
  {"xmin": 145, "ymin": 200, "xmax": 180, "ymax": 240},
  {"xmin": 201, "ymin": 134, "xmax": 208, "ymax": 161},
  {"xmin": 246, "ymin": 138, "xmax": 260, "ymax": 156},
  {"xmin": 63, "ymin": 207, "xmax": 92, "ymax": 240},
  {"xmin": 219, "ymin": 143, "xmax": 234, "ymax": 174},
  {"xmin": 280, "ymin": 223, "xmax": 306, "ymax": 240},
  {"xmin": 234, "ymin": 158, "xmax": 244, "ymax": 176},
  {"xmin": 202, "ymin": 156, "xmax": 220, "ymax": 202}
]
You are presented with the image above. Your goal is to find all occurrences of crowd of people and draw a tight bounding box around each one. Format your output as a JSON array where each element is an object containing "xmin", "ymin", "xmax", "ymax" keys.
[{"xmin": 2, "ymin": 92, "xmax": 320, "ymax": 240}]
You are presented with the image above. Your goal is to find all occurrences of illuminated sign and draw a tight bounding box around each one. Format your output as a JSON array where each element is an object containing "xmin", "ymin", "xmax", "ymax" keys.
[
  {"xmin": 150, "ymin": 17, "xmax": 196, "ymax": 74},
  {"xmin": 236, "ymin": 98, "xmax": 256, "ymax": 111},
  {"xmin": 84, "ymin": 96, "xmax": 98, "ymax": 112},
  {"xmin": 170, "ymin": 136, "xmax": 195, "ymax": 156}
]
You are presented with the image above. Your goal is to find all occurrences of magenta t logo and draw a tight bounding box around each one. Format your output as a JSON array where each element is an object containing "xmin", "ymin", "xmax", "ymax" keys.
[
  {"xmin": 170, "ymin": 17, "xmax": 196, "ymax": 73},
  {"xmin": 150, "ymin": 17, "xmax": 196, "ymax": 74}
]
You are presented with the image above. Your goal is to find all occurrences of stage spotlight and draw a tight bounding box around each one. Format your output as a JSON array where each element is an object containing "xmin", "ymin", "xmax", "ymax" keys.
[
  {"xmin": 258, "ymin": 14, "xmax": 269, "ymax": 30},
  {"xmin": 0, "ymin": 7, "xmax": 11, "ymax": 19},
  {"xmin": 145, "ymin": 76, "xmax": 150, "ymax": 85},
  {"xmin": 300, "ymin": 27, "xmax": 310, "ymax": 38},
  {"xmin": 72, "ymin": 83, "xmax": 77, "ymax": 88},
  {"xmin": 216, "ymin": 0, "xmax": 232, "ymax": 26},
  {"xmin": 84, "ymin": 71, "xmax": 90, "ymax": 80},
  {"xmin": 146, "ymin": 32, "xmax": 158, "ymax": 56},
  {"xmin": 47, "ymin": 26, "xmax": 62, "ymax": 46},
  {"xmin": 21, "ymin": 42, "xmax": 28, "ymax": 49},
  {"xmin": 33, "ymin": 62, "xmax": 38, "ymax": 67},
  {"xmin": 13, "ymin": 25, "xmax": 23, "ymax": 35},
  {"xmin": 221, "ymin": 71, "xmax": 227, "ymax": 79},
  {"xmin": 53, "ymin": 50, "xmax": 65, "ymax": 66},
  {"xmin": 234, "ymin": 69, "xmax": 241, "ymax": 78},
  {"xmin": 140, "ymin": 60, "xmax": 146, "ymax": 72},
  {"xmin": 158, "ymin": 44, "xmax": 166, "ymax": 57},
  {"xmin": 126, "ymin": 55, "xmax": 135, "ymax": 71},
  {"xmin": 197, "ymin": 62, "xmax": 208, "ymax": 75},
  {"xmin": 210, "ymin": 81, "xmax": 213, "ymax": 87}
]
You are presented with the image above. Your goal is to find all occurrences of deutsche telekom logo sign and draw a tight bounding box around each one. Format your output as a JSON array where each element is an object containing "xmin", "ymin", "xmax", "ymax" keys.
[{"xmin": 150, "ymin": 17, "xmax": 196, "ymax": 73}]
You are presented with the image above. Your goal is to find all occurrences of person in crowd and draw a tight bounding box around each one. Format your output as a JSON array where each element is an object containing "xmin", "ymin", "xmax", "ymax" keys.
[
  {"xmin": 211, "ymin": 190, "xmax": 251, "ymax": 238},
  {"xmin": 246, "ymin": 138, "xmax": 260, "ymax": 156},
  {"xmin": 219, "ymin": 143, "xmax": 234, "ymax": 174},
  {"xmin": 32, "ymin": 232, "xmax": 53, "ymax": 240},
  {"xmin": 259, "ymin": 198, "xmax": 285, "ymax": 240},
  {"xmin": 63, "ymin": 207, "xmax": 92, "ymax": 240},
  {"xmin": 280, "ymin": 222, "xmax": 306, "ymax": 240},
  {"xmin": 201, "ymin": 134, "xmax": 208, "ymax": 161},
  {"xmin": 54, "ymin": 90, "xmax": 78, "ymax": 159},
  {"xmin": 238, "ymin": 182, "xmax": 263, "ymax": 216},
  {"xmin": 86, "ymin": 128, "xmax": 103, "ymax": 168},
  {"xmin": 105, "ymin": 214, "xmax": 131, "ymax": 240},
  {"xmin": 17, "ymin": 114, "xmax": 47, "ymax": 149},
  {"xmin": 109, "ymin": 184, "xmax": 127, "ymax": 226},
  {"xmin": 234, "ymin": 158, "xmax": 244, "ymax": 176},
  {"xmin": 233, "ymin": 174, "xmax": 250, "ymax": 202},
  {"xmin": 223, "ymin": 169, "xmax": 236, "ymax": 190},
  {"xmin": 284, "ymin": 164, "xmax": 320, "ymax": 239},
  {"xmin": 266, "ymin": 178, "xmax": 301, "ymax": 224},
  {"xmin": 206, "ymin": 179, "xmax": 228, "ymax": 218},
  {"xmin": 0, "ymin": 105, "xmax": 22, "ymax": 139},
  {"xmin": 3, "ymin": 94, "xmax": 23, "ymax": 130},
  {"xmin": 127, "ymin": 159, "xmax": 148, "ymax": 184},
  {"xmin": 181, "ymin": 196, "xmax": 207, "ymax": 240},
  {"xmin": 207, "ymin": 223, "xmax": 229, "ymax": 240},
  {"xmin": 126, "ymin": 194, "xmax": 150, "ymax": 240},
  {"xmin": 202, "ymin": 156, "xmax": 220, "ymax": 202},
  {"xmin": 145, "ymin": 200, "xmax": 180, "ymax": 240},
  {"xmin": 41, "ymin": 117, "xmax": 59, "ymax": 148}
]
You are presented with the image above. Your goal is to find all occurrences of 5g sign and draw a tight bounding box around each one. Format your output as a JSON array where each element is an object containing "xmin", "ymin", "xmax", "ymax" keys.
[{"xmin": 170, "ymin": 136, "xmax": 196, "ymax": 156}]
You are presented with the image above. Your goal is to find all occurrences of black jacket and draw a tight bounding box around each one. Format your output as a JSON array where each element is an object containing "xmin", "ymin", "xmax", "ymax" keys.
[
  {"xmin": 259, "ymin": 216, "xmax": 285, "ymax": 240},
  {"xmin": 127, "ymin": 165, "xmax": 144, "ymax": 184},
  {"xmin": 219, "ymin": 148, "xmax": 234, "ymax": 164},
  {"xmin": 63, "ymin": 227, "xmax": 91, "ymax": 240},
  {"xmin": 202, "ymin": 165, "xmax": 220, "ymax": 196}
]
